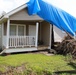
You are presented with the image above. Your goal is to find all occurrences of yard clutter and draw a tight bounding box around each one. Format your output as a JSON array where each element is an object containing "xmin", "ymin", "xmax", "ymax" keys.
[{"xmin": 55, "ymin": 35, "xmax": 76, "ymax": 59}]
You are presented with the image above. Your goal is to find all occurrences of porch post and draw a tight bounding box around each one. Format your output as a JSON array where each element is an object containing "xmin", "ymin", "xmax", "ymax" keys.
[
  {"xmin": 6, "ymin": 19, "xmax": 10, "ymax": 49},
  {"xmin": 2, "ymin": 23, "xmax": 4, "ymax": 49},
  {"xmin": 49, "ymin": 24, "xmax": 52, "ymax": 49},
  {"xmin": 35, "ymin": 22, "xmax": 39, "ymax": 47}
]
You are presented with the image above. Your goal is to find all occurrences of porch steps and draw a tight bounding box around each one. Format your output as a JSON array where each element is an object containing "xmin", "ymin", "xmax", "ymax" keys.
[{"xmin": 37, "ymin": 46, "xmax": 50, "ymax": 50}]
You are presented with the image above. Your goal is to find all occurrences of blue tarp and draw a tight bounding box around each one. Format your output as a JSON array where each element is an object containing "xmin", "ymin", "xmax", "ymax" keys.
[{"xmin": 27, "ymin": 0, "xmax": 76, "ymax": 36}]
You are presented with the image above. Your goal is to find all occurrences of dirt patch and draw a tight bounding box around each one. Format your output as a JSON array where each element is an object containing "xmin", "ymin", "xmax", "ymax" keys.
[{"xmin": 0, "ymin": 64, "xmax": 26, "ymax": 75}]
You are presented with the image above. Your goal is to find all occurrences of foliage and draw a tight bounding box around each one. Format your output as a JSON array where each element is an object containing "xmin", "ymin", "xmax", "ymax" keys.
[{"xmin": 55, "ymin": 35, "xmax": 76, "ymax": 59}]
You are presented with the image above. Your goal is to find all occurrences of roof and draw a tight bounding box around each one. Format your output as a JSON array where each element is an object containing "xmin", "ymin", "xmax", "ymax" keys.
[
  {"xmin": 27, "ymin": 0, "xmax": 76, "ymax": 36},
  {"xmin": 0, "ymin": 3, "xmax": 27, "ymax": 23},
  {"xmin": 6, "ymin": 4, "xmax": 27, "ymax": 17}
]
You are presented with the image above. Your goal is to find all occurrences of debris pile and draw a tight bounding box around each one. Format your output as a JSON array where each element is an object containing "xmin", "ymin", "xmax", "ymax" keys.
[{"xmin": 55, "ymin": 35, "xmax": 76, "ymax": 59}]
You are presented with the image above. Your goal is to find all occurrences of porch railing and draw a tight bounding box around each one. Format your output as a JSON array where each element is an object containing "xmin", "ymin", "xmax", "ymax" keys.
[{"xmin": 9, "ymin": 36, "xmax": 36, "ymax": 48}]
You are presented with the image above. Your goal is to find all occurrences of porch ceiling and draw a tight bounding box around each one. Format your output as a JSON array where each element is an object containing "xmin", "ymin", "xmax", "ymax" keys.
[{"xmin": 10, "ymin": 20, "xmax": 44, "ymax": 24}]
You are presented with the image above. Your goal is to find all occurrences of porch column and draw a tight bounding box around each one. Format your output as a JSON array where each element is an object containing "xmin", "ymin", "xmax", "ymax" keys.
[
  {"xmin": 6, "ymin": 19, "xmax": 10, "ymax": 49},
  {"xmin": 2, "ymin": 23, "xmax": 4, "ymax": 49},
  {"xmin": 35, "ymin": 22, "xmax": 39, "ymax": 47},
  {"xmin": 49, "ymin": 24, "xmax": 52, "ymax": 49}
]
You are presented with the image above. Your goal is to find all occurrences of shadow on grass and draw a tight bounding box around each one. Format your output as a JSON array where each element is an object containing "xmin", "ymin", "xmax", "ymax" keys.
[
  {"xmin": 54, "ymin": 62, "xmax": 76, "ymax": 75},
  {"xmin": 68, "ymin": 62, "xmax": 76, "ymax": 70},
  {"xmin": 54, "ymin": 70, "xmax": 76, "ymax": 75}
]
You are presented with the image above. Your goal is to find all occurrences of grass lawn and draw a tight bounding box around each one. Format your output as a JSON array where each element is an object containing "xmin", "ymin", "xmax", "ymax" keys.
[{"xmin": 0, "ymin": 53, "xmax": 76, "ymax": 75}]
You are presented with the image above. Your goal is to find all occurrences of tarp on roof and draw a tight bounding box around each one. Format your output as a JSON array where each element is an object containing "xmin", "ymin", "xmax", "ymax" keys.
[{"xmin": 27, "ymin": 0, "xmax": 76, "ymax": 36}]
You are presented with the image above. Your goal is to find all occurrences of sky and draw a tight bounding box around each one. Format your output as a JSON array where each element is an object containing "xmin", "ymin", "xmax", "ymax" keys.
[
  {"xmin": 0, "ymin": 0, "xmax": 29, "ymax": 14},
  {"xmin": 45, "ymin": 0, "xmax": 76, "ymax": 17},
  {"xmin": 0, "ymin": 0, "xmax": 76, "ymax": 17}
]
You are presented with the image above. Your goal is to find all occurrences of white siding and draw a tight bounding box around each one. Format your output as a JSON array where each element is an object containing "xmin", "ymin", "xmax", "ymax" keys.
[
  {"xmin": 54, "ymin": 25, "xmax": 67, "ymax": 42},
  {"xmin": 0, "ymin": 25, "xmax": 2, "ymax": 49}
]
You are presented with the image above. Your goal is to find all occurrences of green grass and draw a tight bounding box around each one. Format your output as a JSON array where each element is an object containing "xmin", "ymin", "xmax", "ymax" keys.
[{"xmin": 0, "ymin": 53, "xmax": 76, "ymax": 75}]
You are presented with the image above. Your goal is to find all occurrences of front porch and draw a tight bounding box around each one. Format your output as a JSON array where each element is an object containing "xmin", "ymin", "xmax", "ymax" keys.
[
  {"xmin": 3, "ymin": 20, "xmax": 39, "ymax": 49},
  {"xmin": 2, "ymin": 20, "xmax": 51, "ymax": 52}
]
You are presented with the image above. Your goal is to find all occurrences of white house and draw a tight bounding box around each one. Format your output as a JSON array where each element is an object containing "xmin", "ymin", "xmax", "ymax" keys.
[{"xmin": 0, "ymin": 4, "xmax": 67, "ymax": 54}]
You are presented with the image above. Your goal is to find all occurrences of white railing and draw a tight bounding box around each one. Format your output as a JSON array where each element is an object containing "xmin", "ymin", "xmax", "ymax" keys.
[{"xmin": 9, "ymin": 36, "xmax": 36, "ymax": 48}]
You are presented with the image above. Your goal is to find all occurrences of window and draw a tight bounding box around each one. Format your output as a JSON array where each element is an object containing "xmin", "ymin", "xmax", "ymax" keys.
[
  {"xmin": 18, "ymin": 26, "xmax": 24, "ymax": 36},
  {"xmin": 10, "ymin": 25, "xmax": 16, "ymax": 35},
  {"xmin": 10, "ymin": 24, "xmax": 26, "ymax": 36}
]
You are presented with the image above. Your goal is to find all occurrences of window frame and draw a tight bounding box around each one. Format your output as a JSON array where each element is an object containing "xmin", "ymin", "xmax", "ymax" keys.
[{"xmin": 10, "ymin": 24, "xmax": 26, "ymax": 36}]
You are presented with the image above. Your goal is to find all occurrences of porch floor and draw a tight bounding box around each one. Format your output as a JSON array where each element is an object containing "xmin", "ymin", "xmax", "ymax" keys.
[
  {"xmin": 4, "ymin": 45, "xmax": 50, "ymax": 53},
  {"xmin": 9, "ymin": 45, "xmax": 49, "ymax": 50}
]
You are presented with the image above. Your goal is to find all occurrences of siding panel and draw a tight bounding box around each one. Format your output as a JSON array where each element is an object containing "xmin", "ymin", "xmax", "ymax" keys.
[{"xmin": 10, "ymin": 8, "xmax": 43, "ymax": 21}]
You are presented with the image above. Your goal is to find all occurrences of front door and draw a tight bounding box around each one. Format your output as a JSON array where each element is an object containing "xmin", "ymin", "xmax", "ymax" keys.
[
  {"xmin": 29, "ymin": 25, "xmax": 36, "ymax": 45},
  {"xmin": 29, "ymin": 25, "xmax": 36, "ymax": 36}
]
